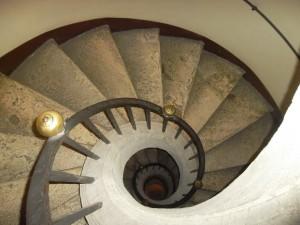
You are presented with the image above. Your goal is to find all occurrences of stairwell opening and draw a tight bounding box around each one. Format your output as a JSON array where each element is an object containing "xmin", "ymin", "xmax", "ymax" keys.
[{"xmin": 123, "ymin": 148, "xmax": 180, "ymax": 206}]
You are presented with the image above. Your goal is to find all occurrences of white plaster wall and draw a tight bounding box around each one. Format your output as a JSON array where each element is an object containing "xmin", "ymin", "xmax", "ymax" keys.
[{"xmin": 0, "ymin": 0, "xmax": 299, "ymax": 108}]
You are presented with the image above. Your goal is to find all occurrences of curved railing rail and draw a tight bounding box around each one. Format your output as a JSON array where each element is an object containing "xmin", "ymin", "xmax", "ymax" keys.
[{"xmin": 26, "ymin": 98, "xmax": 205, "ymax": 225}]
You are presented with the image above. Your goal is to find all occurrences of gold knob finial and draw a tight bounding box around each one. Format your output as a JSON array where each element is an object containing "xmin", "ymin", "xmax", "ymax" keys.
[
  {"xmin": 163, "ymin": 104, "xmax": 176, "ymax": 116},
  {"xmin": 36, "ymin": 111, "xmax": 64, "ymax": 137},
  {"xmin": 194, "ymin": 180, "xmax": 202, "ymax": 189}
]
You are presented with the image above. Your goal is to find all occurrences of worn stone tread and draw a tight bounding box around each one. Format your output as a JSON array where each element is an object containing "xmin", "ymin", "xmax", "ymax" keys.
[
  {"xmin": 51, "ymin": 195, "xmax": 87, "ymax": 225},
  {"xmin": 113, "ymin": 29, "xmax": 163, "ymax": 106},
  {"xmin": 49, "ymin": 168, "xmax": 83, "ymax": 221},
  {"xmin": 202, "ymin": 166, "xmax": 243, "ymax": 192},
  {"xmin": 0, "ymin": 132, "xmax": 86, "ymax": 183},
  {"xmin": 0, "ymin": 168, "xmax": 84, "ymax": 225},
  {"xmin": 184, "ymin": 51, "xmax": 243, "ymax": 131},
  {"xmin": 199, "ymin": 78, "xmax": 273, "ymax": 151},
  {"xmin": 61, "ymin": 25, "xmax": 137, "ymax": 99},
  {"xmin": 205, "ymin": 113, "xmax": 274, "ymax": 172},
  {"xmin": 0, "ymin": 178, "xmax": 27, "ymax": 225},
  {"xmin": 11, "ymin": 39, "xmax": 112, "ymax": 130},
  {"xmin": 160, "ymin": 36, "xmax": 204, "ymax": 116},
  {"xmin": 189, "ymin": 189, "xmax": 217, "ymax": 204},
  {"xmin": 0, "ymin": 74, "xmax": 97, "ymax": 146}
]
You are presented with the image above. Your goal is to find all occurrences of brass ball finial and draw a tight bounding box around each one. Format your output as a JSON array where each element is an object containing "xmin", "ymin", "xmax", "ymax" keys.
[
  {"xmin": 36, "ymin": 111, "xmax": 64, "ymax": 137},
  {"xmin": 194, "ymin": 180, "xmax": 203, "ymax": 189},
  {"xmin": 163, "ymin": 104, "xmax": 176, "ymax": 116}
]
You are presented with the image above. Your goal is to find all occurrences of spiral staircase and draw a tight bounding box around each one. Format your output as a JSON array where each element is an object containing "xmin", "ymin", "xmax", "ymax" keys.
[{"xmin": 0, "ymin": 24, "xmax": 280, "ymax": 225}]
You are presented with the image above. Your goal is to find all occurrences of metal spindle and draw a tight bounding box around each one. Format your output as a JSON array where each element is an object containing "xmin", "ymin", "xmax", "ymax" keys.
[
  {"xmin": 144, "ymin": 109, "xmax": 151, "ymax": 129},
  {"xmin": 82, "ymin": 119, "xmax": 110, "ymax": 144},
  {"xmin": 63, "ymin": 136, "xmax": 100, "ymax": 160},
  {"xmin": 49, "ymin": 171, "xmax": 95, "ymax": 184},
  {"xmin": 124, "ymin": 106, "xmax": 136, "ymax": 130},
  {"xmin": 53, "ymin": 202, "xmax": 102, "ymax": 225},
  {"xmin": 104, "ymin": 109, "xmax": 122, "ymax": 134}
]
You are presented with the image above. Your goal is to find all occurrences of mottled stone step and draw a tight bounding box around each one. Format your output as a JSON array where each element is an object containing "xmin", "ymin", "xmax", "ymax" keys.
[
  {"xmin": 189, "ymin": 189, "xmax": 217, "ymax": 204},
  {"xmin": 0, "ymin": 168, "xmax": 84, "ymax": 225},
  {"xmin": 61, "ymin": 25, "xmax": 137, "ymax": 99},
  {"xmin": 113, "ymin": 29, "xmax": 163, "ymax": 106},
  {"xmin": 199, "ymin": 78, "xmax": 272, "ymax": 151},
  {"xmin": 51, "ymin": 195, "xmax": 87, "ymax": 225},
  {"xmin": 10, "ymin": 39, "xmax": 112, "ymax": 130},
  {"xmin": 0, "ymin": 74, "xmax": 97, "ymax": 147},
  {"xmin": 205, "ymin": 113, "xmax": 274, "ymax": 172},
  {"xmin": 0, "ymin": 178, "xmax": 27, "ymax": 225},
  {"xmin": 0, "ymin": 132, "xmax": 85, "ymax": 183},
  {"xmin": 49, "ymin": 168, "xmax": 87, "ymax": 223},
  {"xmin": 184, "ymin": 51, "xmax": 243, "ymax": 131},
  {"xmin": 202, "ymin": 166, "xmax": 243, "ymax": 192},
  {"xmin": 160, "ymin": 36, "xmax": 204, "ymax": 116}
]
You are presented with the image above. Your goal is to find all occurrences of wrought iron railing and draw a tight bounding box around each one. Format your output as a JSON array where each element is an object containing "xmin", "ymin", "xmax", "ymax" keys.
[{"xmin": 26, "ymin": 98, "xmax": 205, "ymax": 225}]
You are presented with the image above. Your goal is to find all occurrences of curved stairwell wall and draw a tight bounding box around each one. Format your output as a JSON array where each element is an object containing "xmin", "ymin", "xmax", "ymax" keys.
[{"xmin": 0, "ymin": 0, "xmax": 299, "ymax": 109}]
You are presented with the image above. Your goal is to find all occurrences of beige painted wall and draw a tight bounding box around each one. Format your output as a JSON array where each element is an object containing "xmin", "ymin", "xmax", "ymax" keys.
[{"xmin": 0, "ymin": 0, "xmax": 299, "ymax": 109}]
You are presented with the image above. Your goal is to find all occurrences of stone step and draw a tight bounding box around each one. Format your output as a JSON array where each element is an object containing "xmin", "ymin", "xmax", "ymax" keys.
[
  {"xmin": 51, "ymin": 195, "xmax": 87, "ymax": 225},
  {"xmin": 0, "ymin": 74, "xmax": 97, "ymax": 147},
  {"xmin": 61, "ymin": 25, "xmax": 137, "ymax": 99},
  {"xmin": 199, "ymin": 78, "xmax": 273, "ymax": 151},
  {"xmin": 0, "ymin": 178, "xmax": 27, "ymax": 225},
  {"xmin": 202, "ymin": 166, "xmax": 243, "ymax": 192},
  {"xmin": 49, "ymin": 168, "xmax": 87, "ymax": 223},
  {"xmin": 10, "ymin": 39, "xmax": 112, "ymax": 130},
  {"xmin": 113, "ymin": 29, "xmax": 163, "ymax": 106},
  {"xmin": 205, "ymin": 113, "xmax": 274, "ymax": 172},
  {"xmin": 0, "ymin": 132, "xmax": 85, "ymax": 183},
  {"xmin": 189, "ymin": 189, "xmax": 217, "ymax": 204},
  {"xmin": 0, "ymin": 167, "xmax": 84, "ymax": 225},
  {"xmin": 184, "ymin": 51, "xmax": 243, "ymax": 131},
  {"xmin": 160, "ymin": 36, "xmax": 204, "ymax": 116}
]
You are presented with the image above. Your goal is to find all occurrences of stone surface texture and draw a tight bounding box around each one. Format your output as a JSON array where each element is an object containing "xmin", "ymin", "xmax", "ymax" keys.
[
  {"xmin": 0, "ymin": 74, "xmax": 97, "ymax": 146},
  {"xmin": 199, "ymin": 78, "xmax": 272, "ymax": 151},
  {"xmin": 202, "ymin": 166, "xmax": 242, "ymax": 192},
  {"xmin": 189, "ymin": 189, "xmax": 217, "ymax": 204},
  {"xmin": 62, "ymin": 25, "xmax": 137, "ymax": 99},
  {"xmin": 0, "ymin": 133, "xmax": 85, "ymax": 183},
  {"xmin": 49, "ymin": 168, "xmax": 83, "ymax": 221},
  {"xmin": 0, "ymin": 178, "xmax": 27, "ymax": 225},
  {"xmin": 184, "ymin": 51, "xmax": 243, "ymax": 131},
  {"xmin": 113, "ymin": 29, "xmax": 163, "ymax": 106},
  {"xmin": 205, "ymin": 113, "xmax": 274, "ymax": 172},
  {"xmin": 0, "ymin": 167, "xmax": 85, "ymax": 225},
  {"xmin": 160, "ymin": 36, "xmax": 203, "ymax": 116},
  {"xmin": 10, "ymin": 39, "xmax": 112, "ymax": 130}
]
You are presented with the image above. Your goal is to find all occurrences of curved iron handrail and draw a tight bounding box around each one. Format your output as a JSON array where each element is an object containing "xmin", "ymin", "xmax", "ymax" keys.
[{"xmin": 26, "ymin": 98, "xmax": 205, "ymax": 225}]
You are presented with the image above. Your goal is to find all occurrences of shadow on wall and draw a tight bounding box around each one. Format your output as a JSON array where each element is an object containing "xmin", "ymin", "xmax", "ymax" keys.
[{"xmin": 282, "ymin": 55, "xmax": 300, "ymax": 113}]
